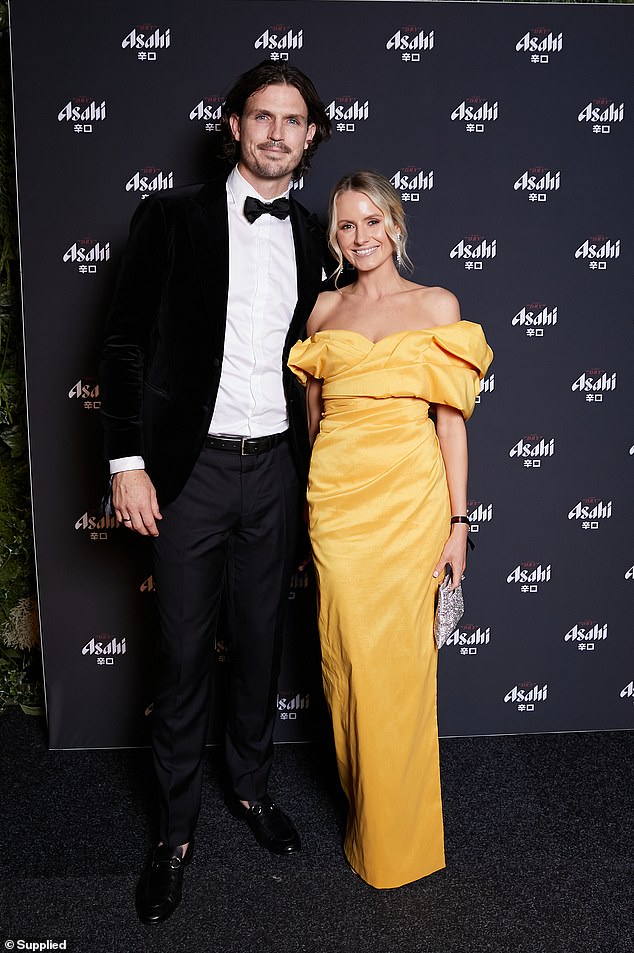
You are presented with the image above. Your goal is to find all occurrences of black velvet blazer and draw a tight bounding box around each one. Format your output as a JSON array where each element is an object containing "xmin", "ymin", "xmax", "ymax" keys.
[{"xmin": 99, "ymin": 175, "xmax": 324, "ymax": 505}]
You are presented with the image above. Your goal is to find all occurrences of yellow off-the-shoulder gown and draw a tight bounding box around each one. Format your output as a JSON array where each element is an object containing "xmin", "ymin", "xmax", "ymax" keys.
[{"xmin": 288, "ymin": 322, "xmax": 493, "ymax": 889}]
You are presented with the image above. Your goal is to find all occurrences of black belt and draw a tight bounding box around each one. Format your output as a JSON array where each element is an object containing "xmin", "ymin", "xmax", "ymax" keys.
[{"xmin": 205, "ymin": 432, "xmax": 288, "ymax": 456}]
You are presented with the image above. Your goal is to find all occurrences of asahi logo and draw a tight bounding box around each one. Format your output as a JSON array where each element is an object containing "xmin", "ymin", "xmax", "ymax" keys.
[
  {"xmin": 69, "ymin": 378, "xmax": 100, "ymax": 410},
  {"xmin": 326, "ymin": 97, "xmax": 370, "ymax": 122},
  {"xmin": 277, "ymin": 692, "xmax": 310, "ymax": 711},
  {"xmin": 290, "ymin": 570, "xmax": 309, "ymax": 591},
  {"xmin": 277, "ymin": 691, "xmax": 310, "ymax": 720},
  {"xmin": 514, "ymin": 168, "xmax": 560, "ymax": 192},
  {"xmin": 62, "ymin": 239, "xmax": 110, "ymax": 265},
  {"xmin": 567, "ymin": 496, "xmax": 612, "ymax": 530},
  {"xmin": 512, "ymin": 303, "xmax": 557, "ymax": 335},
  {"xmin": 215, "ymin": 634, "xmax": 230, "ymax": 663},
  {"xmin": 575, "ymin": 236, "xmax": 620, "ymax": 261},
  {"xmin": 450, "ymin": 236, "xmax": 497, "ymax": 268},
  {"xmin": 140, "ymin": 574, "xmax": 155, "ymax": 593},
  {"xmin": 75, "ymin": 511, "xmax": 118, "ymax": 531},
  {"xmin": 571, "ymin": 369, "xmax": 617, "ymax": 398},
  {"xmin": 451, "ymin": 98, "xmax": 498, "ymax": 123},
  {"xmin": 82, "ymin": 636, "xmax": 127, "ymax": 656},
  {"xmin": 386, "ymin": 27, "xmax": 434, "ymax": 52},
  {"xmin": 446, "ymin": 625, "xmax": 491, "ymax": 648},
  {"xmin": 467, "ymin": 501, "xmax": 493, "ymax": 532},
  {"xmin": 568, "ymin": 498, "xmax": 612, "ymax": 521},
  {"xmin": 289, "ymin": 569, "xmax": 309, "ymax": 599},
  {"xmin": 507, "ymin": 562, "xmax": 551, "ymax": 585},
  {"xmin": 578, "ymin": 100, "xmax": 624, "ymax": 124},
  {"xmin": 509, "ymin": 435, "xmax": 555, "ymax": 461},
  {"xmin": 126, "ymin": 167, "xmax": 174, "ymax": 195},
  {"xmin": 621, "ymin": 681, "xmax": 634, "ymax": 699},
  {"xmin": 477, "ymin": 374, "xmax": 495, "ymax": 399},
  {"xmin": 516, "ymin": 30, "xmax": 563, "ymax": 54},
  {"xmin": 504, "ymin": 683, "xmax": 548, "ymax": 704},
  {"xmin": 565, "ymin": 622, "xmax": 607, "ymax": 642},
  {"xmin": 58, "ymin": 99, "xmax": 106, "ymax": 123},
  {"xmin": 189, "ymin": 96, "xmax": 223, "ymax": 128},
  {"xmin": 122, "ymin": 25, "xmax": 171, "ymax": 51},
  {"xmin": 68, "ymin": 379, "xmax": 99, "ymax": 400},
  {"xmin": 626, "ymin": 565, "xmax": 634, "ymax": 580},
  {"xmin": 254, "ymin": 26, "xmax": 303, "ymax": 51},
  {"xmin": 390, "ymin": 168, "xmax": 434, "ymax": 202}
]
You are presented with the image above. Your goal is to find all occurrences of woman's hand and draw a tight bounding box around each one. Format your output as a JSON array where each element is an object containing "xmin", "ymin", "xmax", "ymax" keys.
[{"xmin": 432, "ymin": 523, "xmax": 469, "ymax": 590}]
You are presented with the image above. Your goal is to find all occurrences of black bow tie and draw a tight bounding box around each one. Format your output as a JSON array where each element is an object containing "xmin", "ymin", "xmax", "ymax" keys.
[{"xmin": 243, "ymin": 196, "xmax": 291, "ymax": 223}]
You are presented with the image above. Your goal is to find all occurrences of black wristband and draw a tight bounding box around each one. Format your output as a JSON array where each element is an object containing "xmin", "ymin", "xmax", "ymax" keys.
[{"xmin": 451, "ymin": 515, "xmax": 470, "ymax": 526}]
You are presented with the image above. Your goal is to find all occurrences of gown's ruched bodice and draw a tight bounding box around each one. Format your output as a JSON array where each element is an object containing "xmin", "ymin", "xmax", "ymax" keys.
[{"xmin": 288, "ymin": 322, "xmax": 492, "ymax": 889}]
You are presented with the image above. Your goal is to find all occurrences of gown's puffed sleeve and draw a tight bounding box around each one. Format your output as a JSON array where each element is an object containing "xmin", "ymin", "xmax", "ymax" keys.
[
  {"xmin": 288, "ymin": 337, "xmax": 329, "ymax": 386},
  {"xmin": 421, "ymin": 321, "xmax": 493, "ymax": 420}
]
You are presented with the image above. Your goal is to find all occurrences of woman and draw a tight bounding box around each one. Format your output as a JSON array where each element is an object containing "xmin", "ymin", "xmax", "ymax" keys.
[{"xmin": 288, "ymin": 171, "xmax": 493, "ymax": 889}]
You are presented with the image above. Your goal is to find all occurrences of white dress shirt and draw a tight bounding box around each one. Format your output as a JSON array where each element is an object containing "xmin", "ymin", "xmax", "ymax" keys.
[
  {"xmin": 110, "ymin": 166, "xmax": 298, "ymax": 474},
  {"xmin": 210, "ymin": 166, "xmax": 297, "ymax": 437}
]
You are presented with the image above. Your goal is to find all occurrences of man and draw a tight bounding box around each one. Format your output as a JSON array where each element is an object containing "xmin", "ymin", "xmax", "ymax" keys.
[{"xmin": 100, "ymin": 61, "xmax": 331, "ymax": 924}]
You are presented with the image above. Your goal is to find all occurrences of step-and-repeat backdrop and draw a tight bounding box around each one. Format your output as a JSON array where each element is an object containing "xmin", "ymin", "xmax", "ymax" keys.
[{"xmin": 10, "ymin": 0, "xmax": 634, "ymax": 748}]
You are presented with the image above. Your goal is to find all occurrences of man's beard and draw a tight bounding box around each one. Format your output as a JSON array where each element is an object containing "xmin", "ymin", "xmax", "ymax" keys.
[{"xmin": 248, "ymin": 145, "xmax": 297, "ymax": 180}]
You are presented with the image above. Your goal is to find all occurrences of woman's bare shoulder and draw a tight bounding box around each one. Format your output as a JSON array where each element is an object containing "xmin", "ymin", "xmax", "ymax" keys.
[
  {"xmin": 306, "ymin": 290, "xmax": 345, "ymax": 335},
  {"xmin": 415, "ymin": 285, "xmax": 461, "ymax": 327}
]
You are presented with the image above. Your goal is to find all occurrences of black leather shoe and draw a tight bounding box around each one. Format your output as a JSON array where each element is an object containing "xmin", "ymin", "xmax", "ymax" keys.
[
  {"xmin": 226, "ymin": 794, "xmax": 301, "ymax": 854},
  {"xmin": 135, "ymin": 840, "xmax": 194, "ymax": 925}
]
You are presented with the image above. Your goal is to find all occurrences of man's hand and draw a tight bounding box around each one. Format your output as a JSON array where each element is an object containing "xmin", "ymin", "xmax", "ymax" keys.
[{"xmin": 112, "ymin": 470, "xmax": 162, "ymax": 537}]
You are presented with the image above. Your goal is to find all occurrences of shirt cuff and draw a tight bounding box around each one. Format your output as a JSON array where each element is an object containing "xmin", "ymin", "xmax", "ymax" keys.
[{"xmin": 109, "ymin": 456, "xmax": 145, "ymax": 474}]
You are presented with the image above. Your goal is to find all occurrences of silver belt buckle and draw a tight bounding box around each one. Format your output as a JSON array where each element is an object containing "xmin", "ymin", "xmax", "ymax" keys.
[{"xmin": 240, "ymin": 437, "xmax": 258, "ymax": 457}]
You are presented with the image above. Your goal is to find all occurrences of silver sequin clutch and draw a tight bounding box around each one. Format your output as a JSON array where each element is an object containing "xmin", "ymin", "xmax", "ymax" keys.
[{"xmin": 433, "ymin": 569, "xmax": 464, "ymax": 649}]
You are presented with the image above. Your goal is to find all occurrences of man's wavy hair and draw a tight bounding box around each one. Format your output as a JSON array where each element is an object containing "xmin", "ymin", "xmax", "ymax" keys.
[{"xmin": 220, "ymin": 61, "xmax": 331, "ymax": 181}]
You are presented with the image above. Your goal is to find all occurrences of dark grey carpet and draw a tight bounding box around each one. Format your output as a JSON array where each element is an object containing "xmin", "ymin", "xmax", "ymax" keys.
[{"xmin": 1, "ymin": 708, "xmax": 632, "ymax": 953}]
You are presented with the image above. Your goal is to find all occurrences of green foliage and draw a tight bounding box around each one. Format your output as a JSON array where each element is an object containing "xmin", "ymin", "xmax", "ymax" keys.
[
  {"xmin": 0, "ymin": 0, "xmax": 41, "ymax": 714},
  {"xmin": 0, "ymin": 457, "xmax": 33, "ymax": 610},
  {"xmin": 0, "ymin": 642, "xmax": 42, "ymax": 714}
]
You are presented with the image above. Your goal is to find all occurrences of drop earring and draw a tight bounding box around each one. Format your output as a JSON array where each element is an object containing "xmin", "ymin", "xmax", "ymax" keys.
[{"xmin": 396, "ymin": 234, "xmax": 403, "ymax": 269}]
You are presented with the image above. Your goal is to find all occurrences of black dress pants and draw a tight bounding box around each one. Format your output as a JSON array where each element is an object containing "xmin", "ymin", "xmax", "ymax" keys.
[{"xmin": 151, "ymin": 439, "xmax": 300, "ymax": 847}]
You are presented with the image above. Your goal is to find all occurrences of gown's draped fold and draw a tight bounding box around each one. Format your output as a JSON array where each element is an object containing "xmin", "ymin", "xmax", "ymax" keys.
[{"xmin": 288, "ymin": 322, "xmax": 492, "ymax": 889}]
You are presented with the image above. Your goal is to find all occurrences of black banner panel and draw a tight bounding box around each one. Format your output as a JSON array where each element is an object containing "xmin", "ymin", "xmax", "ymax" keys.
[{"xmin": 9, "ymin": 0, "xmax": 634, "ymax": 747}]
